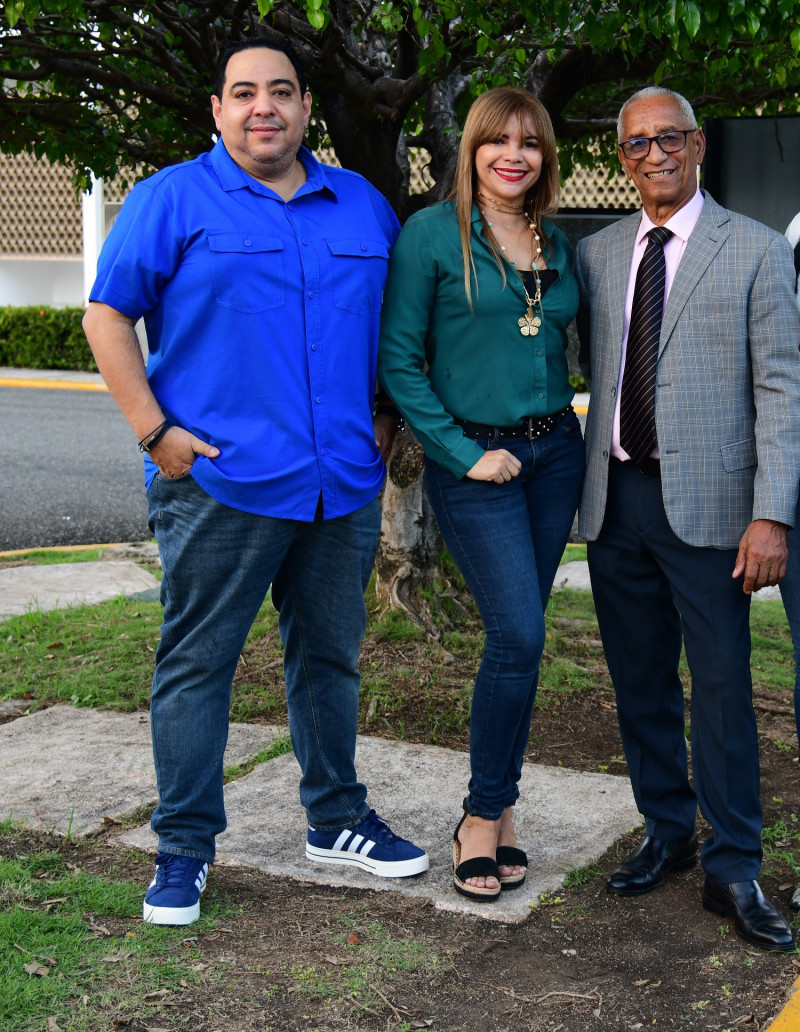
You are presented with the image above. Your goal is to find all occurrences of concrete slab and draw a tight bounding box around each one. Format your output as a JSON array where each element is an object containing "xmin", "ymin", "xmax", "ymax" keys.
[
  {"xmin": 121, "ymin": 734, "xmax": 640, "ymax": 924},
  {"xmin": 554, "ymin": 559, "xmax": 592, "ymax": 591},
  {"xmin": 0, "ymin": 705, "xmax": 286, "ymax": 837},
  {"xmin": 553, "ymin": 558, "xmax": 783, "ymax": 601},
  {"xmin": 0, "ymin": 699, "xmax": 30, "ymax": 721},
  {"xmin": 0, "ymin": 560, "xmax": 159, "ymax": 619}
]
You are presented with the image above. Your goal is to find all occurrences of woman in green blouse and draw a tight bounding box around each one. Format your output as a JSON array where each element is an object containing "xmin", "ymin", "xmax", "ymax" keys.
[{"xmin": 378, "ymin": 87, "xmax": 585, "ymax": 902}]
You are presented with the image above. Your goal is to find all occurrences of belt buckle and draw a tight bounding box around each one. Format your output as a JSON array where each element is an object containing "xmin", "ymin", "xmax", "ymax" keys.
[{"xmin": 525, "ymin": 417, "xmax": 534, "ymax": 441}]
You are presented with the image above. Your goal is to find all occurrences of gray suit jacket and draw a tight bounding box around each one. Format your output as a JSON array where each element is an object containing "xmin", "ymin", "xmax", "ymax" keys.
[{"xmin": 575, "ymin": 191, "xmax": 800, "ymax": 547}]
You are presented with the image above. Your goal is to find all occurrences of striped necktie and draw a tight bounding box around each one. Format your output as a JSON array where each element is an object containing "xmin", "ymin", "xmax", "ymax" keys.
[{"xmin": 620, "ymin": 226, "xmax": 673, "ymax": 466}]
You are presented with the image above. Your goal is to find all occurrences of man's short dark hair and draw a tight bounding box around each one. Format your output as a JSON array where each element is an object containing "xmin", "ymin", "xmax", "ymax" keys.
[{"xmin": 214, "ymin": 38, "xmax": 307, "ymax": 99}]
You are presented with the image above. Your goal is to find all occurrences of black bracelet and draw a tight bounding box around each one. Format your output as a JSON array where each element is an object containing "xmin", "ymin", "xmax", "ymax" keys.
[
  {"xmin": 374, "ymin": 404, "xmax": 405, "ymax": 432},
  {"xmin": 138, "ymin": 419, "xmax": 172, "ymax": 453}
]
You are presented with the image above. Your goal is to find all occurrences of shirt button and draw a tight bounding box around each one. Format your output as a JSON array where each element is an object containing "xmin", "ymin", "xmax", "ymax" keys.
[
  {"xmin": 315, "ymin": 396, "xmax": 321, "ymax": 404},
  {"xmin": 537, "ymin": 350, "xmax": 543, "ymax": 356},
  {"xmin": 243, "ymin": 239, "xmax": 252, "ymax": 246},
  {"xmin": 360, "ymin": 243, "xmax": 368, "ymax": 251},
  {"xmin": 302, "ymin": 239, "xmax": 308, "ymax": 245},
  {"xmin": 537, "ymin": 392, "xmax": 544, "ymax": 399},
  {"xmin": 308, "ymin": 292, "xmax": 314, "ymax": 299},
  {"xmin": 311, "ymin": 343, "xmax": 318, "ymax": 351}
]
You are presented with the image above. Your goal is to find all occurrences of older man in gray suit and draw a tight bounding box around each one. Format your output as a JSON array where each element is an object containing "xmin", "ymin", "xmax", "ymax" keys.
[{"xmin": 575, "ymin": 86, "xmax": 800, "ymax": 951}]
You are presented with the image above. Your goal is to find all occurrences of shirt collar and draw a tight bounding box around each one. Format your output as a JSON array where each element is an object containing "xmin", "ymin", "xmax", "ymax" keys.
[
  {"xmin": 209, "ymin": 139, "xmax": 336, "ymax": 199},
  {"xmin": 637, "ymin": 187, "xmax": 705, "ymax": 245}
]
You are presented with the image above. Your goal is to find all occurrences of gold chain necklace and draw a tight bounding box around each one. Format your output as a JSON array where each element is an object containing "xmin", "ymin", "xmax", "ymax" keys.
[
  {"xmin": 477, "ymin": 197, "xmax": 545, "ymax": 336},
  {"xmin": 518, "ymin": 269, "xmax": 542, "ymax": 336},
  {"xmin": 476, "ymin": 191, "xmax": 525, "ymax": 215}
]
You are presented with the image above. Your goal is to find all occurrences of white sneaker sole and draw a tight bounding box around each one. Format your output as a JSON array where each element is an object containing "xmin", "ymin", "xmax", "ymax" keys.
[
  {"xmin": 143, "ymin": 899, "xmax": 201, "ymax": 925},
  {"xmin": 306, "ymin": 844, "xmax": 429, "ymax": 878}
]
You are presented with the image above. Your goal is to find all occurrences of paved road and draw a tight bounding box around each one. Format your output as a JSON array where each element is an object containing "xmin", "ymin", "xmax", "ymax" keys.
[{"xmin": 0, "ymin": 384, "xmax": 150, "ymax": 551}]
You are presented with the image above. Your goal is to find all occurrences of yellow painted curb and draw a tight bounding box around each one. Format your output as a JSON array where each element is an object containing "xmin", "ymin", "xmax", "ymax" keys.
[
  {"xmin": 765, "ymin": 975, "xmax": 800, "ymax": 1030},
  {"xmin": 0, "ymin": 543, "xmax": 125, "ymax": 558},
  {"xmin": 0, "ymin": 377, "xmax": 107, "ymax": 391}
]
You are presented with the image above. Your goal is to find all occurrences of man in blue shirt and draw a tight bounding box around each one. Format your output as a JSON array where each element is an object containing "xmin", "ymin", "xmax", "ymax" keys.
[{"xmin": 83, "ymin": 38, "xmax": 428, "ymax": 926}]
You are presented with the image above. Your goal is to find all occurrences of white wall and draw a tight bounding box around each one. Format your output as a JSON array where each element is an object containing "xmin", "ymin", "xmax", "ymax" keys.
[{"xmin": 0, "ymin": 257, "xmax": 84, "ymax": 307}]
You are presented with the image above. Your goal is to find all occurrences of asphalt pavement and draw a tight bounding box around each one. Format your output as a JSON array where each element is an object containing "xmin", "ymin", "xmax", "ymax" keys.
[{"xmin": 0, "ymin": 368, "xmax": 150, "ymax": 551}]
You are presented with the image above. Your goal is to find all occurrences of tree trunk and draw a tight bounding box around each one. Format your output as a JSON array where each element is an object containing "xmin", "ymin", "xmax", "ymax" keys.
[{"xmin": 374, "ymin": 433, "xmax": 444, "ymax": 634}]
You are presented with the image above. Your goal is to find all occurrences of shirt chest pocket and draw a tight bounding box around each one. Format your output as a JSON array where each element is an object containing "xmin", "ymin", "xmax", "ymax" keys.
[
  {"xmin": 327, "ymin": 239, "xmax": 389, "ymax": 315},
  {"xmin": 208, "ymin": 233, "xmax": 285, "ymax": 313}
]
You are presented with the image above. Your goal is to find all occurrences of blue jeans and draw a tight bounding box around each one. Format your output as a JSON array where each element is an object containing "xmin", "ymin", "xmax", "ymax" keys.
[
  {"xmin": 779, "ymin": 492, "xmax": 800, "ymax": 752},
  {"xmin": 146, "ymin": 474, "xmax": 381, "ymax": 862},
  {"xmin": 424, "ymin": 410, "xmax": 584, "ymax": 819}
]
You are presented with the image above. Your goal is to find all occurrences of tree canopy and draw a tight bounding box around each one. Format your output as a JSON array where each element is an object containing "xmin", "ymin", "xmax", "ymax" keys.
[{"xmin": 1, "ymin": 0, "xmax": 799, "ymax": 217}]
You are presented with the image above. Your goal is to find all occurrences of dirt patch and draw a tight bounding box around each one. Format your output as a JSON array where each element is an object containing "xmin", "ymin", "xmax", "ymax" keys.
[{"xmin": 4, "ymin": 639, "xmax": 799, "ymax": 1030}]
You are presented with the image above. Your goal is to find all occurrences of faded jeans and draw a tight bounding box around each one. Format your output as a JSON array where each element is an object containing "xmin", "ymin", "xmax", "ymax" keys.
[{"xmin": 147, "ymin": 473, "xmax": 380, "ymax": 862}]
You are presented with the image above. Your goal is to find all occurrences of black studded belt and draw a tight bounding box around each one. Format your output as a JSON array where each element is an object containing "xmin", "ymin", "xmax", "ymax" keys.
[{"xmin": 454, "ymin": 406, "xmax": 572, "ymax": 441}]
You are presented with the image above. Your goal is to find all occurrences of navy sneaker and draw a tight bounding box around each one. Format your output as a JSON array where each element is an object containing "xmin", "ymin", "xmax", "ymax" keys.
[
  {"xmin": 142, "ymin": 853, "xmax": 209, "ymax": 925},
  {"xmin": 306, "ymin": 809, "xmax": 429, "ymax": 878}
]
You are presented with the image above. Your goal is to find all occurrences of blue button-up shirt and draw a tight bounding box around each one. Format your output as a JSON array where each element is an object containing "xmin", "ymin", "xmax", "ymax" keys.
[{"xmin": 90, "ymin": 140, "xmax": 401, "ymax": 519}]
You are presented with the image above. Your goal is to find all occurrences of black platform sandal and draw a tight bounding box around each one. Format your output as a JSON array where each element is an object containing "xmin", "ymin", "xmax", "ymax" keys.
[
  {"xmin": 496, "ymin": 845, "xmax": 528, "ymax": 890},
  {"xmin": 452, "ymin": 809, "xmax": 501, "ymax": 902}
]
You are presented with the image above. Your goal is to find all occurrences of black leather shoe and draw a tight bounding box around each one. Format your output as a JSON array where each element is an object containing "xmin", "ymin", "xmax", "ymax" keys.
[
  {"xmin": 702, "ymin": 878, "xmax": 795, "ymax": 951},
  {"xmin": 606, "ymin": 834, "xmax": 698, "ymax": 896}
]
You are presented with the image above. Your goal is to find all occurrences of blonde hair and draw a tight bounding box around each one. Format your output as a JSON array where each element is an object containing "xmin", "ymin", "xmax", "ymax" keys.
[{"xmin": 447, "ymin": 87, "xmax": 560, "ymax": 307}]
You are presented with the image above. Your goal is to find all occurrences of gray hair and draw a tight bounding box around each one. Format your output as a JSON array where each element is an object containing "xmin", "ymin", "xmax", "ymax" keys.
[{"xmin": 617, "ymin": 87, "xmax": 697, "ymax": 142}]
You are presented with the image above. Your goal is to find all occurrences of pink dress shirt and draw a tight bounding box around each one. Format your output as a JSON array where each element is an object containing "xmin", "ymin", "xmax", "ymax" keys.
[{"xmin": 611, "ymin": 188, "xmax": 705, "ymax": 460}]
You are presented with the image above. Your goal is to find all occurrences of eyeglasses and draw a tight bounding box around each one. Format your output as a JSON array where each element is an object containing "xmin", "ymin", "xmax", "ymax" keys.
[{"xmin": 619, "ymin": 130, "xmax": 697, "ymax": 160}]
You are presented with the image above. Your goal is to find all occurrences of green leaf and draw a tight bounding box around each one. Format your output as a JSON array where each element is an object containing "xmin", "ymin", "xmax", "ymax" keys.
[
  {"xmin": 791, "ymin": 26, "xmax": 800, "ymax": 55},
  {"xmin": 745, "ymin": 9, "xmax": 761, "ymax": 36},
  {"xmin": 5, "ymin": 1, "xmax": 24, "ymax": 27},
  {"xmin": 681, "ymin": 1, "xmax": 701, "ymax": 38},
  {"xmin": 716, "ymin": 17, "xmax": 733, "ymax": 50}
]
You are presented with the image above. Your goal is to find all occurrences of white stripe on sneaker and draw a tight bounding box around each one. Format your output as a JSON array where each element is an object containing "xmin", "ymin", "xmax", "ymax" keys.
[{"xmin": 332, "ymin": 830, "xmax": 351, "ymax": 851}]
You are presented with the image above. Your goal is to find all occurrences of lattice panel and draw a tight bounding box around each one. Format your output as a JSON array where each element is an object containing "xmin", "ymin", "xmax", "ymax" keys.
[
  {"xmin": 0, "ymin": 151, "xmax": 82, "ymax": 256},
  {"xmin": 323, "ymin": 145, "xmax": 637, "ymax": 209},
  {"xmin": 104, "ymin": 172, "xmax": 140, "ymax": 203},
  {"xmin": 562, "ymin": 164, "xmax": 640, "ymax": 210},
  {"xmin": 0, "ymin": 145, "xmax": 638, "ymax": 261}
]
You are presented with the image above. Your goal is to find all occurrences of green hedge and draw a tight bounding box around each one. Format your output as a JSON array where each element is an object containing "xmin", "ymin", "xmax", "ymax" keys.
[{"xmin": 0, "ymin": 306, "xmax": 97, "ymax": 371}]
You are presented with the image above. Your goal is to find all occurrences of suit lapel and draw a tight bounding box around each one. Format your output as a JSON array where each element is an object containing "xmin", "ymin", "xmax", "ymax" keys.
[
  {"xmin": 605, "ymin": 214, "xmax": 640, "ymax": 361},
  {"xmin": 659, "ymin": 192, "xmax": 730, "ymax": 352}
]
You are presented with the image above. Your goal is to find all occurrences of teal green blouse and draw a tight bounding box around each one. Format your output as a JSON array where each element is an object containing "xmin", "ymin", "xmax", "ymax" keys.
[{"xmin": 378, "ymin": 200, "xmax": 578, "ymax": 478}]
